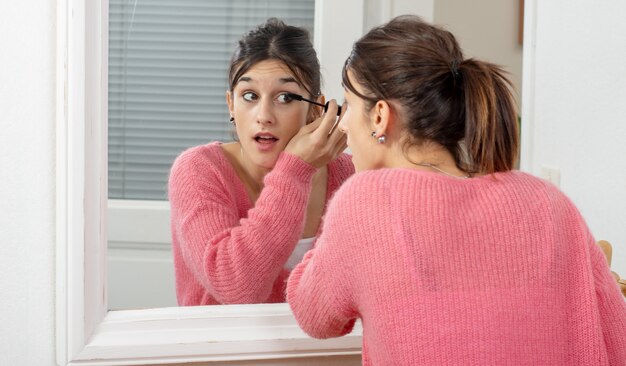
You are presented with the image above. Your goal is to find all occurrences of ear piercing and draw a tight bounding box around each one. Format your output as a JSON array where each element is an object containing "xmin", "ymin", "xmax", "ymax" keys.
[{"xmin": 371, "ymin": 131, "xmax": 386, "ymax": 144}]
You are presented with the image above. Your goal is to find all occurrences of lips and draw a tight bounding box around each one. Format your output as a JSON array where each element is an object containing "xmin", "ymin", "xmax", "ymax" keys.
[
  {"xmin": 254, "ymin": 133, "xmax": 278, "ymax": 142},
  {"xmin": 253, "ymin": 132, "xmax": 279, "ymax": 151}
]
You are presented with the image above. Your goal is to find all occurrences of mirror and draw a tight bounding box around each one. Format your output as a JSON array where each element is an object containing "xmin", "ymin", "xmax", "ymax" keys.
[
  {"xmin": 108, "ymin": 0, "xmax": 315, "ymax": 310},
  {"xmin": 106, "ymin": 0, "xmax": 319, "ymax": 310},
  {"xmin": 58, "ymin": 1, "xmax": 364, "ymax": 364},
  {"xmin": 107, "ymin": 0, "xmax": 524, "ymax": 311},
  {"xmin": 57, "ymin": 0, "xmax": 531, "ymax": 364},
  {"xmin": 106, "ymin": 0, "xmax": 354, "ymax": 310}
]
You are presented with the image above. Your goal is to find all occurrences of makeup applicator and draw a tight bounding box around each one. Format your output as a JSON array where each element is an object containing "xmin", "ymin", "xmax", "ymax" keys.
[{"xmin": 285, "ymin": 93, "xmax": 343, "ymax": 136}]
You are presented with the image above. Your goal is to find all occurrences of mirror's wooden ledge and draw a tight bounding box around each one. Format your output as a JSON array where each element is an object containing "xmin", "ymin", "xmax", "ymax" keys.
[{"xmin": 70, "ymin": 304, "xmax": 362, "ymax": 365}]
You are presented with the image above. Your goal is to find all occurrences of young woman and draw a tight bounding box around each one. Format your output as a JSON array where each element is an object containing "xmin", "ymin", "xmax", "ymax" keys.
[
  {"xmin": 169, "ymin": 18, "xmax": 352, "ymax": 306},
  {"xmin": 287, "ymin": 15, "xmax": 626, "ymax": 365}
]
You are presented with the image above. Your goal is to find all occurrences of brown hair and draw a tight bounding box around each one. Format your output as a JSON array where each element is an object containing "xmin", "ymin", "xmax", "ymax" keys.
[
  {"xmin": 228, "ymin": 18, "xmax": 321, "ymax": 99},
  {"xmin": 342, "ymin": 15, "xmax": 519, "ymax": 174}
]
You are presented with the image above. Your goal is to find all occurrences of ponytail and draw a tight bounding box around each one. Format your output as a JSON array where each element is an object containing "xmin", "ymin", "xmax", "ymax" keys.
[
  {"xmin": 344, "ymin": 15, "xmax": 519, "ymax": 175},
  {"xmin": 460, "ymin": 59, "xmax": 519, "ymax": 174}
]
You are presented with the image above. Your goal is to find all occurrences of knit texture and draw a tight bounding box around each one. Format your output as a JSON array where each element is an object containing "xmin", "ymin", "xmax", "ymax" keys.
[
  {"xmin": 168, "ymin": 142, "xmax": 354, "ymax": 305},
  {"xmin": 287, "ymin": 168, "xmax": 626, "ymax": 365}
]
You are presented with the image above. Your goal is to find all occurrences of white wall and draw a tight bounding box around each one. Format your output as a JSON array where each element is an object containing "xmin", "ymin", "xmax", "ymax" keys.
[
  {"xmin": 521, "ymin": 0, "xmax": 626, "ymax": 276},
  {"xmin": 365, "ymin": 0, "xmax": 523, "ymax": 107},
  {"xmin": 365, "ymin": 0, "xmax": 434, "ymax": 31},
  {"xmin": 315, "ymin": 0, "xmax": 366, "ymax": 102},
  {"xmin": 0, "ymin": 2, "xmax": 57, "ymax": 365},
  {"xmin": 434, "ymin": 0, "xmax": 524, "ymax": 107},
  {"xmin": 321, "ymin": 0, "xmax": 435, "ymax": 100},
  {"xmin": 2, "ymin": 1, "xmax": 625, "ymax": 365}
]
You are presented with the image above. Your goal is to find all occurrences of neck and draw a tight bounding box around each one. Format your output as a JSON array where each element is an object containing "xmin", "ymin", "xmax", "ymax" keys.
[
  {"xmin": 389, "ymin": 142, "xmax": 469, "ymax": 178},
  {"xmin": 237, "ymin": 143, "xmax": 327, "ymax": 201},
  {"xmin": 238, "ymin": 144, "xmax": 269, "ymax": 197}
]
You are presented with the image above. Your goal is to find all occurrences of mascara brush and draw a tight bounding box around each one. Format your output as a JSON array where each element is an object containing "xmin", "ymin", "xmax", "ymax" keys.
[
  {"xmin": 286, "ymin": 93, "xmax": 343, "ymax": 136},
  {"xmin": 285, "ymin": 93, "xmax": 342, "ymax": 116}
]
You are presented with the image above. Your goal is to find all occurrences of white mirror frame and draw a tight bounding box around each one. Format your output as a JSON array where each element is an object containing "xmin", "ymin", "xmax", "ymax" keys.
[{"xmin": 56, "ymin": 0, "xmax": 364, "ymax": 364}]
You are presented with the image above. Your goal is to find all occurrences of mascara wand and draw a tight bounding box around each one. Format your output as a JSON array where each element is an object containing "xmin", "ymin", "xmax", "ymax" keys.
[{"xmin": 286, "ymin": 93, "xmax": 342, "ymax": 116}]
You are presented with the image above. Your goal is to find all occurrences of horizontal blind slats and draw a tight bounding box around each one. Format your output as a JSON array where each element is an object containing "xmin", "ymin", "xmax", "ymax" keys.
[{"xmin": 109, "ymin": 0, "xmax": 314, "ymax": 200}]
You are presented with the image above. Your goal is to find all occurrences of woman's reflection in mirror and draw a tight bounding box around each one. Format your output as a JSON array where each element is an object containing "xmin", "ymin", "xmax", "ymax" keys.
[
  {"xmin": 287, "ymin": 15, "xmax": 626, "ymax": 365},
  {"xmin": 168, "ymin": 18, "xmax": 353, "ymax": 306}
]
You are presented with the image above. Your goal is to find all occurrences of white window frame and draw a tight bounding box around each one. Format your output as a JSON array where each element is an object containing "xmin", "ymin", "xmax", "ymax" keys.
[{"xmin": 56, "ymin": 0, "xmax": 365, "ymax": 364}]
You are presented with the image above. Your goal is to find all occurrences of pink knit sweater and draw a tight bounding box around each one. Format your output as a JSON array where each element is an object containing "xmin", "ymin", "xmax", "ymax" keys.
[
  {"xmin": 168, "ymin": 142, "xmax": 354, "ymax": 305},
  {"xmin": 287, "ymin": 168, "xmax": 626, "ymax": 365}
]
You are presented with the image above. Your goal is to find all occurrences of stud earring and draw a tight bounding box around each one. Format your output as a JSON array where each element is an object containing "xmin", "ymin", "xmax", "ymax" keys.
[
  {"xmin": 371, "ymin": 131, "xmax": 386, "ymax": 144},
  {"xmin": 229, "ymin": 116, "xmax": 235, "ymax": 124}
]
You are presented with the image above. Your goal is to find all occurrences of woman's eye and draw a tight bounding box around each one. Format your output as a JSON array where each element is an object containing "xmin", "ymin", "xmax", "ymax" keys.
[
  {"xmin": 276, "ymin": 93, "xmax": 294, "ymax": 104},
  {"xmin": 242, "ymin": 92, "xmax": 257, "ymax": 102}
]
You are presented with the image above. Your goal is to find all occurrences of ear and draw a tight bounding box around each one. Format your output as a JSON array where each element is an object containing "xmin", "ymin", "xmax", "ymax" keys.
[
  {"xmin": 371, "ymin": 100, "xmax": 393, "ymax": 136},
  {"xmin": 306, "ymin": 94, "xmax": 326, "ymax": 123},
  {"xmin": 317, "ymin": 95, "xmax": 326, "ymax": 105},
  {"xmin": 226, "ymin": 90, "xmax": 234, "ymax": 117}
]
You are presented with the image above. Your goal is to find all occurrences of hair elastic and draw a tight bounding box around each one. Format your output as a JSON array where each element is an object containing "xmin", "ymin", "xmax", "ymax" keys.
[{"xmin": 451, "ymin": 60, "xmax": 461, "ymax": 80}]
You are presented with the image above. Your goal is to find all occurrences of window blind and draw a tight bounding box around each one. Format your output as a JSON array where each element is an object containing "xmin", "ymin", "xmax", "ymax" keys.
[{"xmin": 108, "ymin": 0, "xmax": 315, "ymax": 200}]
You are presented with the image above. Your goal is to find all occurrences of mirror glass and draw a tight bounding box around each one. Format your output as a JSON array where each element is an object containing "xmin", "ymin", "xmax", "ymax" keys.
[
  {"xmin": 108, "ymin": 0, "xmax": 524, "ymax": 310},
  {"xmin": 107, "ymin": 0, "xmax": 316, "ymax": 310}
]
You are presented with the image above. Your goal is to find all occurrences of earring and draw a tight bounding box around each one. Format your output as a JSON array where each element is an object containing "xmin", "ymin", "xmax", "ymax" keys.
[
  {"xmin": 371, "ymin": 131, "xmax": 386, "ymax": 144},
  {"xmin": 229, "ymin": 116, "xmax": 235, "ymax": 124}
]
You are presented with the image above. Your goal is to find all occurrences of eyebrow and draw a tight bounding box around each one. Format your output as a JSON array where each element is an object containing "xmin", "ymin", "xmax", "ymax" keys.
[{"xmin": 237, "ymin": 76, "xmax": 299, "ymax": 85}]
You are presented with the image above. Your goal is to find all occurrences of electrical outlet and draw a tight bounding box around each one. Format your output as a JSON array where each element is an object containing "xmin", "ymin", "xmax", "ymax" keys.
[{"xmin": 540, "ymin": 166, "xmax": 560, "ymax": 187}]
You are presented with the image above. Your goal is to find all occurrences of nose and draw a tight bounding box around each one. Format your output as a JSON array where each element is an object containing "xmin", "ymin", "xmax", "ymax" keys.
[{"xmin": 256, "ymin": 98, "xmax": 275, "ymax": 125}]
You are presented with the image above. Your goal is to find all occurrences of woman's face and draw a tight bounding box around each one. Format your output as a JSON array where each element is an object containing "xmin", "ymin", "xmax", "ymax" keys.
[
  {"xmin": 227, "ymin": 59, "xmax": 318, "ymax": 170},
  {"xmin": 339, "ymin": 70, "xmax": 381, "ymax": 172}
]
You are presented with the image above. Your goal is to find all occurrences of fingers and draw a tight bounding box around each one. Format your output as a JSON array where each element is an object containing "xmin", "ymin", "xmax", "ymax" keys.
[
  {"xmin": 301, "ymin": 99, "xmax": 342, "ymax": 137},
  {"xmin": 316, "ymin": 100, "xmax": 341, "ymax": 137},
  {"xmin": 327, "ymin": 130, "xmax": 348, "ymax": 161},
  {"xmin": 300, "ymin": 116, "xmax": 322, "ymax": 134},
  {"xmin": 611, "ymin": 271, "xmax": 626, "ymax": 297},
  {"xmin": 327, "ymin": 119, "xmax": 340, "ymax": 137},
  {"xmin": 598, "ymin": 240, "xmax": 612, "ymax": 266},
  {"xmin": 330, "ymin": 125, "xmax": 347, "ymax": 147},
  {"xmin": 611, "ymin": 271, "xmax": 620, "ymax": 282},
  {"xmin": 326, "ymin": 112, "xmax": 347, "ymax": 149},
  {"xmin": 285, "ymin": 100, "xmax": 346, "ymax": 167},
  {"xmin": 307, "ymin": 99, "xmax": 345, "ymax": 148}
]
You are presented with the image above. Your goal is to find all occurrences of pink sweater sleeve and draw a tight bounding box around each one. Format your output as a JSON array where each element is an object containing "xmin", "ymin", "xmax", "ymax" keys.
[
  {"xmin": 589, "ymin": 236, "xmax": 626, "ymax": 364},
  {"xmin": 169, "ymin": 149, "xmax": 317, "ymax": 304},
  {"xmin": 286, "ymin": 177, "xmax": 359, "ymax": 338},
  {"xmin": 565, "ymin": 200, "xmax": 626, "ymax": 364}
]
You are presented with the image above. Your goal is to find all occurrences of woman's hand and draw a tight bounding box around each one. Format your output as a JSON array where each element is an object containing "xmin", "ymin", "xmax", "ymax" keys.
[
  {"xmin": 285, "ymin": 100, "xmax": 347, "ymax": 168},
  {"xmin": 598, "ymin": 240, "xmax": 626, "ymax": 297},
  {"xmin": 612, "ymin": 271, "xmax": 626, "ymax": 297}
]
